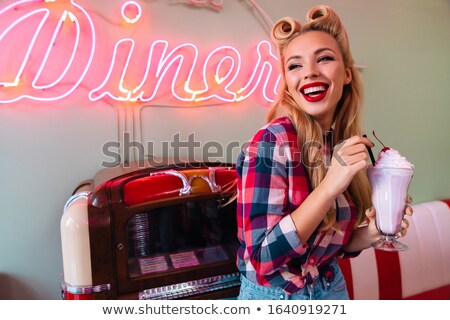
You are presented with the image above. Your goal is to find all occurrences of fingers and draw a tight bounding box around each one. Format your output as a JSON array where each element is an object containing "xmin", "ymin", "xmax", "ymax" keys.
[
  {"xmin": 366, "ymin": 205, "xmax": 412, "ymax": 238},
  {"xmin": 397, "ymin": 202, "xmax": 413, "ymax": 237},
  {"xmin": 407, "ymin": 195, "xmax": 413, "ymax": 204},
  {"xmin": 365, "ymin": 206, "xmax": 376, "ymax": 219},
  {"xmin": 405, "ymin": 205, "xmax": 413, "ymax": 216},
  {"xmin": 324, "ymin": 136, "xmax": 376, "ymax": 196},
  {"xmin": 334, "ymin": 136, "xmax": 373, "ymax": 169},
  {"xmin": 402, "ymin": 218, "xmax": 410, "ymax": 229},
  {"xmin": 343, "ymin": 143, "xmax": 367, "ymax": 156},
  {"xmin": 340, "ymin": 152, "xmax": 369, "ymax": 168},
  {"xmin": 335, "ymin": 136, "xmax": 373, "ymax": 158},
  {"xmin": 397, "ymin": 218, "xmax": 410, "ymax": 237}
]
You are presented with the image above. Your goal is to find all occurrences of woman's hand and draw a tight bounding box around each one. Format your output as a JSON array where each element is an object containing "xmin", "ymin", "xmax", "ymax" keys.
[
  {"xmin": 345, "ymin": 196, "xmax": 414, "ymax": 252},
  {"xmin": 322, "ymin": 135, "xmax": 373, "ymax": 198},
  {"xmin": 398, "ymin": 195, "xmax": 414, "ymax": 237},
  {"xmin": 363, "ymin": 207, "xmax": 381, "ymax": 243},
  {"xmin": 365, "ymin": 195, "xmax": 414, "ymax": 240}
]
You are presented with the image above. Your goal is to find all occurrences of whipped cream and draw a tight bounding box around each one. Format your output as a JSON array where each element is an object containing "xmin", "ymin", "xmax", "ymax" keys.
[{"xmin": 374, "ymin": 148, "xmax": 414, "ymax": 170}]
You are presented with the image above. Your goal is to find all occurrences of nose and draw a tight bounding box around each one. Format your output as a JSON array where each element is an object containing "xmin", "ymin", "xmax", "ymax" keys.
[{"xmin": 303, "ymin": 63, "xmax": 320, "ymax": 79}]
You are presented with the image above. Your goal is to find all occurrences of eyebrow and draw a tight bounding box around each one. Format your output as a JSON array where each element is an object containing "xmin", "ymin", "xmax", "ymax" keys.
[{"xmin": 285, "ymin": 47, "xmax": 336, "ymax": 65}]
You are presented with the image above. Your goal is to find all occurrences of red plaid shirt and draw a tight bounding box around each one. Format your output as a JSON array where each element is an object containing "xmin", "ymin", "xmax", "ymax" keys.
[{"xmin": 236, "ymin": 117, "xmax": 359, "ymax": 294}]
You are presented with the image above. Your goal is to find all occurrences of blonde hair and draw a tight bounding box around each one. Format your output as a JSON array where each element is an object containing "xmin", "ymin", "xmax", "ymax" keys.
[{"xmin": 268, "ymin": 5, "xmax": 372, "ymax": 230}]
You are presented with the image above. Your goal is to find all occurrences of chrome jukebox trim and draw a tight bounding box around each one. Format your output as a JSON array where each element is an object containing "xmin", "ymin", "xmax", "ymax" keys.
[
  {"xmin": 208, "ymin": 168, "xmax": 221, "ymax": 192},
  {"xmin": 61, "ymin": 281, "xmax": 111, "ymax": 295},
  {"xmin": 64, "ymin": 191, "xmax": 92, "ymax": 211},
  {"xmin": 207, "ymin": 166, "xmax": 235, "ymax": 192},
  {"xmin": 188, "ymin": 175, "xmax": 221, "ymax": 193},
  {"xmin": 149, "ymin": 170, "xmax": 191, "ymax": 195},
  {"xmin": 138, "ymin": 272, "xmax": 240, "ymax": 300}
]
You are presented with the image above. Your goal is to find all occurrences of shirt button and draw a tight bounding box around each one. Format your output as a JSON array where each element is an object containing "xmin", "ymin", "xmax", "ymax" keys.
[{"xmin": 279, "ymin": 294, "xmax": 284, "ymax": 300}]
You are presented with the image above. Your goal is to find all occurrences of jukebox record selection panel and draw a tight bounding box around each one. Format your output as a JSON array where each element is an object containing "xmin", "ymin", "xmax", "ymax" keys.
[{"xmin": 128, "ymin": 200, "xmax": 238, "ymax": 277}]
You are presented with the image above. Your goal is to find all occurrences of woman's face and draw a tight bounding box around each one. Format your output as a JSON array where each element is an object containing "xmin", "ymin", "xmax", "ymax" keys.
[{"xmin": 284, "ymin": 31, "xmax": 352, "ymax": 130}]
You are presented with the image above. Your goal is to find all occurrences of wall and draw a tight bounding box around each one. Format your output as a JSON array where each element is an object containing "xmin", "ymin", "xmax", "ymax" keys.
[{"xmin": 0, "ymin": 0, "xmax": 449, "ymax": 299}]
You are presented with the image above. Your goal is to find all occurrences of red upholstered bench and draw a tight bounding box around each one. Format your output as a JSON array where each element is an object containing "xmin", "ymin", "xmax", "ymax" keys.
[{"xmin": 339, "ymin": 200, "xmax": 450, "ymax": 299}]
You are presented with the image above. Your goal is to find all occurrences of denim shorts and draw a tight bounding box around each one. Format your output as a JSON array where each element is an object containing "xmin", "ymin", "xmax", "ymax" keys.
[{"xmin": 237, "ymin": 260, "xmax": 349, "ymax": 300}]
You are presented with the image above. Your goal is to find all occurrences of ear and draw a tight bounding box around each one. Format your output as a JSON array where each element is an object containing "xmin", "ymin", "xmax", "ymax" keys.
[{"xmin": 344, "ymin": 68, "xmax": 352, "ymax": 85}]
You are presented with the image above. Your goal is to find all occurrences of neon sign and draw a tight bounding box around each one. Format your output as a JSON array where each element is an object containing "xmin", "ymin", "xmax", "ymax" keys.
[
  {"xmin": 0, "ymin": 0, "xmax": 280, "ymax": 106},
  {"xmin": 121, "ymin": 1, "xmax": 141, "ymax": 24}
]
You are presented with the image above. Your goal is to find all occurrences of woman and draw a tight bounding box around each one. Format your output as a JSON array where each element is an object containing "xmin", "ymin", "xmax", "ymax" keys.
[{"xmin": 236, "ymin": 5, "xmax": 413, "ymax": 300}]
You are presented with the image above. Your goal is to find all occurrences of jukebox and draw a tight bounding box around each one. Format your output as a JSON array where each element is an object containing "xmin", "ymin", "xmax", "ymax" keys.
[{"xmin": 60, "ymin": 160, "xmax": 240, "ymax": 300}]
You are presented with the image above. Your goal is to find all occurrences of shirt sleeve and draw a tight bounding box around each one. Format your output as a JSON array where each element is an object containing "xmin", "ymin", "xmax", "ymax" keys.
[
  {"xmin": 336, "ymin": 250, "xmax": 361, "ymax": 259},
  {"xmin": 237, "ymin": 126, "xmax": 309, "ymax": 278}
]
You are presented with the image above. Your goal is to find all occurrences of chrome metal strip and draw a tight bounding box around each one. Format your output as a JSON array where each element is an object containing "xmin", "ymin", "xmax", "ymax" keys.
[
  {"xmin": 61, "ymin": 281, "xmax": 111, "ymax": 295},
  {"xmin": 139, "ymin": 272, "xmax": 240, "ymax": 300},
  {"xmin": 63, "ymin": 191, "xmax": 92, "ymax": 211},
  {"xmin": 208, "ymin": 166, "xmax": 234, "ymax": 192},
  {"xmin": 188, "ymin": 175, "xmax": 221, "ymax": 193},
  {"xmin": 149, "ymin": 170, "xmax": 191, "ymax": 195}
]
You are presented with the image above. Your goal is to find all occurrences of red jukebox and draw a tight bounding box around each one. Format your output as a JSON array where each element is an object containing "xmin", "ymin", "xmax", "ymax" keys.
[{"xmin": 60, "ymin": 161, "xmax": 240, "ymax": 300}]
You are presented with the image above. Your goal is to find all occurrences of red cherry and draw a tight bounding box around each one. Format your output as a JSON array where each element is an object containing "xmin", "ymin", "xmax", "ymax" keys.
[{"xmin": 372, "ymin": 131, "xmax": 390, "ymax": 152}]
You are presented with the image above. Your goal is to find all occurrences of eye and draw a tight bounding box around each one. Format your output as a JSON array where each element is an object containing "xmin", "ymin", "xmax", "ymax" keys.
[
  {"xmin": 287, "ymin": 63, "xmax": 302, "ymax": 71},
  {"xmin": 317, "ymin": 55, "xmax": 334, "ymax": 63}
]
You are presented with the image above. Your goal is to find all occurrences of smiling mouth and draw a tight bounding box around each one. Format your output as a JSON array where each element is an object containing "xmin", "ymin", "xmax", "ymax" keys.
[{"xmin": 300, "ymin": 83, "xmax": 329, "ymax": 102}]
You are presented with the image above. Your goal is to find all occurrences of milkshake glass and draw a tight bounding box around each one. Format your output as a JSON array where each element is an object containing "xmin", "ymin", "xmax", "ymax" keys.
[{"xmin": 367, "ymin": 149, "xmax": 414, "ymax": 251}]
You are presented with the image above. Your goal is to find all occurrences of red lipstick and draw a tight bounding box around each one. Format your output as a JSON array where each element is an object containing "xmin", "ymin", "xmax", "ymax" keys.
[{"xmin": 300, "ymin": 82, "xmax": 329, "ymax": 102}]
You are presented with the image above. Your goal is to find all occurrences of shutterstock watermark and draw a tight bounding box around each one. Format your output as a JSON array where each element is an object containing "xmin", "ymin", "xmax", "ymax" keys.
[
  {"xmin": 101, "ymin": 131, "xmax": 346, "ymax": 169},
  {"xmin": 101, "ymin": 132, "xmax": 241, "ymax": 168}
]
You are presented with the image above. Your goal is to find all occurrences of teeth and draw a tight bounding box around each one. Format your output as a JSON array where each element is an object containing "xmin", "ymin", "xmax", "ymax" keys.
[{"xmin": 303, "ymin": 85, "xmax": 326, "ymax": 95}]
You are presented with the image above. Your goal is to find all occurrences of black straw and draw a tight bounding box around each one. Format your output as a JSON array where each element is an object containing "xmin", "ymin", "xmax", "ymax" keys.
[{"xmin": 363, "ymin": 134, "xmax": 376, "ymax": 166}]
